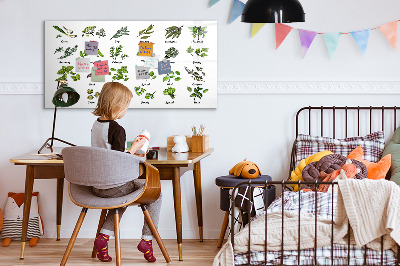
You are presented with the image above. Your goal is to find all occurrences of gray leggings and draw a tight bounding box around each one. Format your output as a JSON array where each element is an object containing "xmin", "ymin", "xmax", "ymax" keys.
[{"xmin": 92, "ymin": 180, "xmax": 162, "ymax": 240}]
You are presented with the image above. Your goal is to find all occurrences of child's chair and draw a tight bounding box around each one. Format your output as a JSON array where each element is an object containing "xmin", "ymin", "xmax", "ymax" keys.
[{"xmin": 60, "ymin": 146, "xmax": 171, "ymax": 265}]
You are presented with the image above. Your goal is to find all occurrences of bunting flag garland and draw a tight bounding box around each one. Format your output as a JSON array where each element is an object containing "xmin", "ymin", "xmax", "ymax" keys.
[
  {"xmin": 209, "ymin": 0, "xmax": 220, "ymax": 8},
  {"xmin": 275, "ymin": 23, "xmax": 293, "ymax": 49},
  {"xmin": 351, "ymin": 29, "xmax": 370, "ymax": 55},
  {"xmin": 229, "ymin": 0, "xmax": 245, "ymax": 24},
  {"xmin": 378, "ymin": 21, "xmax": 398, "ymax": 50},
  {"xmin": 323, "ymin": 33, "xmax": 341, "ymax": 58},
  {"xmin": 298, "ymin": 29, "xmax": 317, "ymax": 58},
  {"xmin": 251, "ymin": 23, "xmax": 266, "ymax": 38}
]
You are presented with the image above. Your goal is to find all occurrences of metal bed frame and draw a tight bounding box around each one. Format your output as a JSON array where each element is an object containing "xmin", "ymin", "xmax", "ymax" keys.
[{"xmin": 230, "ymin": 106, "xmax": 400, "ymax": 266}]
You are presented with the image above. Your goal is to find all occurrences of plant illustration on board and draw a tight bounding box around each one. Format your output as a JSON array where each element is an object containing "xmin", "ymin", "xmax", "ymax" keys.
[
  {"xmin": 149, "ymin": 71, "xmax": 157, "ymax": 80},
  {"xmin": 163, "ymin": 87, "xmax": 176, "ymax": 99},
  {"xmin": 164, "ymin": 47, "xmax": 179, "ymax": 59},
  {"xmin": 185, "ymin": 66, "xmax": 205, "ymax": 82},
  {"xmin": 87, "ymin": 90, "xmax": 100, "ymax": 100},
  {"xmin": 110, "ymin": 45, "xmax": 128, "ymax": 61},
  {"xmin": 79, "ymin": 49, "xmax": 104, "ymax": 58},
  {"xmin": 57, "ymin": 45, "xmax": 78, "ymax": 59},
  {"xmin": 96, "ymin": 28, "xmax": 106, "ymax": 37},
  {"xmin": 109, "ymin": 66, "xmax": 129, "ymax": 81},
  {"xmin": 163, "ymin": 71, "xmax": 181, "ymax": 82},
  {"xmin": 55, "ymin": 66, "xmax": 80, "ymax": 81},
  {"xmin": 134, "ymin": 86, "xmax": 146, "ymax": 96},
  {"xmin": 165, "ymin": 26, "xmax": 183, "ymax": 39},
  {"xmin": 138, "ymin": 24, "xmax": 154, "ymax": 39},
  {"xmin": 189, "ymin": 26, "xmax": 207, "ymax": 41},
  {"xmin": 82, "ymin": 26, "xmax": 96, "ymax": 37},
  {"xmin": 110, "ymin": 26, "xmax": 130, "ymax": 40},
  {"xmin": 53, "ymin": 26, "xmax": 77, "ymax": 38},
  {"xmin": 187, "ymin": 46, "xmax": 209, "ymax": 57},
  {"xmin": 187, "ymin": 86, "xmax": 208, "ymax": 99},
  {"xmin": 145, "ymin": 92, "xmax": 156, "ymax": 99},
  {"xmin": 54, "ymin": 47, "xmax": 64, "ymax": 54}
]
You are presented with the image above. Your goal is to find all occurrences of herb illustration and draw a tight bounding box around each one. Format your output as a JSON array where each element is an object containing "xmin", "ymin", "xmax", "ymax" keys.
[
  {"xmin": 56, "ymin": 34, "xmax": 62, "ymax": 38},
  {"xmin": 187, "ymin": 46, "xmax": 208, "ymax": 57},
  {"xmin": 163, "ymin": 87, "xmax": 176, "ymax": 99},
  {"xmin": 54, "ymin": 47, "xmax": 64, "ymax": 54},
  {"xmin": 165, "ymin": 47, "xmax": 179, "ymax": 59},
  {"xmin": 145, "ymin": 92, "xmax": 156, "ymax": 99},
  {"xmin": 80, "ymin": 49, "xmax": 104, "ymax": 58},
  {"xmin": 110, "ymin": 45, "xmax": 128, "ymax": 61},
  {"xmin": 53, "ymin": 26, "xmax": 77, "ymax": 38},
  {"xmin": 87, "ymin": 91, "xmax": 100, "ymax": 100},
  {"xmin": 109, "ymin": 66, "xmax": 129, "ymax": 81},
  {"xmin": 88, "ymin": 95, "xmax": 94, "ymax": 100},
  {"xmin": 138, "ymin": 24, "xmax": 154, "ymax": 39},
  {"xmin": 185, "ymin": 66, "xmax": 205, "ymax": 82},
  {"xmin": 95, "ymin": 92, "xmax": 100, "ymax": 98},
  {"xmin": 55, "ymin": 66, "xmax": 80, "ymax": 82},
  {"xmin": 149, "ymin": 71, "xmax": 157, "ymax": 80},
  {"xmin": 87, "ymin": 89, "xmax": 93, "ymax": 94},
  {"xmin": 110, "ymin": 26, "xmax": 130, "ymax": 40},
  {"xmin": 96, "ymin": 28, "xmax": 106, "ymax": 37},
  {"xmin": 58, "ymin": 45, "xmax": 78, "ymax": 59},
  {"xmin": 162, "ymin": 71, "xmax": 181, "ymax": 83},
  {"xmin": 82, "ymin": 26, "xmax": 96, "ymax": 37},
  {"xmin": 134, "ymin": 86, "xmax": 146, "ymax": 96},
  {"xmin": 165, "ymin": 26, "xmax": 183, "ymax": 39},
  {"xmin": 188, "ymin": 26, "xmax": 207, "ymax": 41},
  {"xmin": 187, "ymin": 86, "xmax": 208, "ymax": 99}
]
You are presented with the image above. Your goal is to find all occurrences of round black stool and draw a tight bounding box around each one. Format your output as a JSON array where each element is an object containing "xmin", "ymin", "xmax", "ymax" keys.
[{"xmin": 215, "ymin": 175, "xmax": 275, "ymax": 248}]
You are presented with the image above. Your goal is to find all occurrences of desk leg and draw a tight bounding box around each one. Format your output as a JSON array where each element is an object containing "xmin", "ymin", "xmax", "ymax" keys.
[
  {"xmin": 20, "ymin": 165, "xmax": 35, "ymax": 259},
  {"xmin": 193, "ymin": 161, "xmax": 203, "ymax": 242},
  {"xmin": 172, "ymin": 167, "xmax": 183, "ymax": 261},
  {"xmin": 56, "ymin": 178, "xmax": 64, "ymax": 241}
]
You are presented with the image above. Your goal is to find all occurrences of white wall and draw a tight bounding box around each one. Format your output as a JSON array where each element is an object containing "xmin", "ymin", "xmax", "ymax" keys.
[{"xmin": 1, "ymin": 0, "xmax": 400, "ymax": 239}]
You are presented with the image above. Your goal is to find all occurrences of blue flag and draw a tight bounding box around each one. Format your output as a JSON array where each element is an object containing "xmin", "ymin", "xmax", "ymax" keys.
[
  {"xmin": 209, "ymin": 0, "xmax": 220, "ymax": 7},
  {"xmin": 351, "ymin": 29, "xmax": 370, "ymax": 55},
  {"xmin": 229, "ymin": 0, "xmax": 245, "ymax": 24}
]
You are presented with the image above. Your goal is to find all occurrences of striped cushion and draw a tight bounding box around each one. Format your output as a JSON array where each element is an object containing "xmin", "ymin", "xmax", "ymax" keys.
[
  {"xmin": 295, "ymin": 131, "xmax": 385, "ymax": 166},
  {"xmin": 1, "ymin": 217, "xmax": 41, "ymax": 240}
]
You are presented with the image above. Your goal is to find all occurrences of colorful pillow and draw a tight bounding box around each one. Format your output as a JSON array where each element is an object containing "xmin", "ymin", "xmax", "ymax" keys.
[
  {"xmin": 382, "ymin": 126, "xmax": 400, "ymax": 184},
  {"xmin": 294, "ymin": 131, "xmax": 385, "ymax": 167},
  {"xmin": 348, "ymin": 146, "xmax": 391, "ymax": 180}
]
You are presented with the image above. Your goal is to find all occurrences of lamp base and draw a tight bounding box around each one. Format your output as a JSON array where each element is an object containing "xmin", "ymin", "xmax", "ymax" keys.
[{"xmin": 38, "ymin": 137, "xmax": 75, "ymax": 154}]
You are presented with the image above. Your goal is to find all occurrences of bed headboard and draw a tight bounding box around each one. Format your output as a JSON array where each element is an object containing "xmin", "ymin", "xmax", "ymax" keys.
[{"xmin": 290, "ymin": 106, "xmax": 400, "ymax": 179}]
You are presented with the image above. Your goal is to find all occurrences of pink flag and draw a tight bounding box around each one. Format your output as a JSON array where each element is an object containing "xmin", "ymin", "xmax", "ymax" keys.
[
  {"xmin": 378, "ymin": 21, "xmax": 398, "ymax": 50},
  {"xmin": 298, "ymin": 29, "xmax": 317, "ymax": 58},
  {"xmin": 275, "ymin": 23, "xmax": 293, "ymax": 49}
]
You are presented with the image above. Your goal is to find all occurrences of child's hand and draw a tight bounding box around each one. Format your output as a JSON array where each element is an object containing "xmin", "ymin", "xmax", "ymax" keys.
[
  {"xmin": 129, "ymin": 137, "xmax": 147, "ymax": 155},
  {"xmin": 134, "ymin": 149, "xmax": 149, "ymax": 157}
]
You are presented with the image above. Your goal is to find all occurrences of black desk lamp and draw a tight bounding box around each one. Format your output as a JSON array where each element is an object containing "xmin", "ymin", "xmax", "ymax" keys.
[
  {"xmin": 241, "ymin": 0, "xmax": 305, "ymax": 23},
  {"xmin": 38, "ymin": 81, "xmax": 80, "ymax": 154}
]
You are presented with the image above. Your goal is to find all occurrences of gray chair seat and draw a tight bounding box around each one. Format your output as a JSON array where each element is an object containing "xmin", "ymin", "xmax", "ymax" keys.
[{"xmin": 69, "ymin": 180, "xmax": 145, "ymax": 208}]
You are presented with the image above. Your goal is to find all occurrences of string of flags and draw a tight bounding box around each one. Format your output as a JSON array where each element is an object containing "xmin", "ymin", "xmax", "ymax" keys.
[{"xmin": 210, "ymin": 0, "xmax": 399, "ymax": 58}]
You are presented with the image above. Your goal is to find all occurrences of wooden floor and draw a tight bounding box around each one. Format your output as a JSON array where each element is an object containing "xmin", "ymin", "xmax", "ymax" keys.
[{"xmin": 0, "ymin": 239, "xmax": 221, "ymax": 265}]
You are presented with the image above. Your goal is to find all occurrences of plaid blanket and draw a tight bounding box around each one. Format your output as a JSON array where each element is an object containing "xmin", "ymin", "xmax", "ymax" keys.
[{"xmin": 234, "ymin": 191, "xmax": 397, "ymax": 265}]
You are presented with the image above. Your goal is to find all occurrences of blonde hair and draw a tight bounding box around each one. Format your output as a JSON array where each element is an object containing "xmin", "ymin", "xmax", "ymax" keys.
[{"xmin": 93, "ymin": 82, "xmax": 133, "ymax": 120}]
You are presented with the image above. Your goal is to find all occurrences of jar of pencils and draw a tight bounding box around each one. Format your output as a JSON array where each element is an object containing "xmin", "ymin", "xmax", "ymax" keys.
[{"xmin": 191, "ymin": 124, "xmax": 209, "ymax": 152}]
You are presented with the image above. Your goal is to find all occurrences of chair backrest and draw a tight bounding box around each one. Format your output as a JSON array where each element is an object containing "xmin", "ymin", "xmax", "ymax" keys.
[{"xmin": 62, "ymin": 146, "xmax": 145, "ymax": 187}]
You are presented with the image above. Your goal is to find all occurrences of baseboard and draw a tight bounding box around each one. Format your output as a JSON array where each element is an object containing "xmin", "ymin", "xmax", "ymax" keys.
[{"xmin": 2, "ymin": 81, "xmax": 400, "ymax": 95}]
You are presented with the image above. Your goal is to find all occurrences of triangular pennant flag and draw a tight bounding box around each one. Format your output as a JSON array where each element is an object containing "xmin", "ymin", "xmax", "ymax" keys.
[
  {"xmin": 229, "ymin": 0, "xmax": 245, "ymax": 24},
  {"xmin": 251, "ymin": 23, "xmax": 266, "ymax": 38},
  {"xmin": 298, "ymin": 29, "xmax": 317, "ymax": 58},
  {"xmin": 378, "ymin": 21, "xmax": 398, "ymax": 50},
  {"xmin": 323, "ymin": 33, "xmax": 341, "ymax": 58},
  {"xmin": 209, "ymin": 0, "xmax": 220, "ymax": 7},
  {"xmin": 275, "ymin": 23, "xmax": 293, "ymax": 49},
  {"xmin": 351, "ymin": 29, "xmax": 370, "ymax": 55}
]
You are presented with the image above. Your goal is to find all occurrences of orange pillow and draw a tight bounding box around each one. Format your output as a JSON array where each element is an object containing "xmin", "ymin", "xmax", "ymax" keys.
[{"xmin": 347, "ymin": 146, "xmax": 391, "ymax": 180}]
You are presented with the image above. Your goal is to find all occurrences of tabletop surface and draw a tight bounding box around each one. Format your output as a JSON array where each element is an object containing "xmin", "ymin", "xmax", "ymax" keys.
[{"xmin": 10, "ymin": 147, "xmax": 214, "ymax": 165}]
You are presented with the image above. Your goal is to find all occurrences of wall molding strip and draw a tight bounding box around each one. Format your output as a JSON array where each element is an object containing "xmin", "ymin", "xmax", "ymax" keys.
[{"xmin": 1, "ymin": 81, "xmax": 400, "ymax": 95}]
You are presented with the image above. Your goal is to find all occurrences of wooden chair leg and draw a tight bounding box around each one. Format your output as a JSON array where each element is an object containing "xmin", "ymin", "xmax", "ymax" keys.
[
  {"xmin": 141, "ymin": 205, "xmax": 171, "ymax": 263},
  {"xmin": 60, "ymin": 208, "xmax": 88, "ymax": 266},
  {"xmin": 217, "ymin": 211, "xmax": 230, "ymax": 248},
  {"xmin": 114, "ymin": 210, "xmax": 121, "ymax": 266},
  {"xmin": 91, "ymin": 209, "xmax": 108, "ymax": 258}
]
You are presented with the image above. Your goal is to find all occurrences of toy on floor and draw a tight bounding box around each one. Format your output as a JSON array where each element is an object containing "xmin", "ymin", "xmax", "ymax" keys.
[
  {"xmin": 229, "ymin": 159, "xmax": 261, "ymax": 179},
  {"xmin": 1, "ymin": 192, "xmax": 44, "ymax": 247}
]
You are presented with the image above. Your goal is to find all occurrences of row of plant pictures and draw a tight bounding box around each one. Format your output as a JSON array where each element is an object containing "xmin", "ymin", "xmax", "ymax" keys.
[{"xmin": 45, "ymin": 21, "xmax": 217, "ymax": 108}]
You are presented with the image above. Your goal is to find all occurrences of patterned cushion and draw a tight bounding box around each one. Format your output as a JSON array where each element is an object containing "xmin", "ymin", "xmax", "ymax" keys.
[{"xmin": 294, "ymin": 131, "xmax": 385, "ymax": 166}]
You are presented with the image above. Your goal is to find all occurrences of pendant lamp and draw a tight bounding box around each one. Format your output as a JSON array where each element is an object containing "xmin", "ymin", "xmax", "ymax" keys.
[
  {"xmin": 242, "ymin": 0, "xmax": 305, "ymax": 23},
  {"xmin": 38, "ymin": 81, "xmax": 80, "ymax": 154}
]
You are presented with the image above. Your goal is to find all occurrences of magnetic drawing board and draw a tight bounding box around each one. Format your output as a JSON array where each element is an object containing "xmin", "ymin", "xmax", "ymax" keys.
[{"xmin": 45, "ymin": 21, "xmax": 217, "ymax": 108}]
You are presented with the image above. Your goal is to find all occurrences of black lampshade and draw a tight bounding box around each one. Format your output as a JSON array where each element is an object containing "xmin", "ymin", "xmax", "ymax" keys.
[
  {"xmin": 52, "ymin": 84, "xmax": 80, "ymax": 107},
  {"xmin": 242, "ymin": 0, "xmax": 305, "ymax": 23}
]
